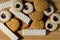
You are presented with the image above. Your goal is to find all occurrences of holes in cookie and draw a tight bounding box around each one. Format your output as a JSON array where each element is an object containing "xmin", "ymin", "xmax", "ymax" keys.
[
  {"xmin": 1, "ymin": 13, "xmax": 6, "ymax": 19},
  {"xmin": 15, "ymin": 4, "xmax": 20, "ymax": 8},
  {"xmin": 53, "ymin": 16, "xmax": 58, "ymax": 22},
  {"xmin": 24, "ymin": 5, "xmax": 29, "ymax": 10},
  {"xmin": 46, "ymin": 7, "xmax": 51, "ymax": 13},
  {"xmin": 23, "ymin": 2, "xmax": 33, "ymax": 14},
  {"xmin": 47, "ymin": 23, "xmax": 53, "ymax": 29}
]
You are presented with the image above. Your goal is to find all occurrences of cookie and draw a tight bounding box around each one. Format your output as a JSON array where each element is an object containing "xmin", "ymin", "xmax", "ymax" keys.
[
  {"xmin": 29, "ymin": 21, "xmax": 44, "ymax": 29},
  {"xmin": 43, "ymin": 5, "xmax": 54, "ymax": 16},
  {"xmin": 0, "ymin": 0, "xmax": 9, "ymax": 3},
  {"xmin": 21, "ymin": 22, "xmax": 29, "ymax": 29},
  {"xmin": 23, "ymin": 2, "xmax": 33, "ymax": 14},
  {"xmin": 0, "ymin": 23, "xmax": 18, "ymax": 40},
  {"xmin": 29, "ymin": 11, "xmax": 43, "ymax": 21},
  {"xmin": 50, "ymin": 13, "xmax": 60, "ymax": 24},
  {"xmin": 10, "ymin": 0, "xmax": 23, "ymax": 12},
  {"xmin": 34, "ymin": 0, "xmax": 48, "ymax": 11},
  {"xmin": 6, "ymin": 18, "xmax": 20, "ymax": 31},
  {"xmin": 23, "ymin": 0, "xmax": 35, "ymax": 2},
  {"xmin": 45, "ymin": 19, "xmax": 58, "ymax": 31},
  {"xmin": 0, "ymin": 10, "xmax": 11, "ymax": 23}
]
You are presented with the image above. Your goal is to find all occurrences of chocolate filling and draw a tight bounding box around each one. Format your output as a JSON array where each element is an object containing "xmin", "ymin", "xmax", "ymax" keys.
[
  {"xmin": 1, "ymin": 13, "xmax": 6, "ymax": 19},
  {"xmin": 46, "ymin": 7, "xmax": 51, "ymax": 13},
  {"xmin": 15, "ymin": 4, "xmax": 20, "ymax": 8},
  {"xmin": 53, "ymin": 16, "xmax": 58, "ymax": 21},
  {"xmin": 24, "ymin": 5, "xmax": 28, "ymax": 10},
  {"xmin": 47, "ymin": 23, "xmax": 53, "ymax": 29}
]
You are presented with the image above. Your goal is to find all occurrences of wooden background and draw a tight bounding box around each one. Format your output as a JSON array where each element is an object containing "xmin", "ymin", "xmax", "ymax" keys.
[{"xmin": 0, "ymin": 0, "xmax": 60, "ymax": 40}]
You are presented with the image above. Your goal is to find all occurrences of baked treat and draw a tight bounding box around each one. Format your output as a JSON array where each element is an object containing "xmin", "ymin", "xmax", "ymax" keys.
[
  {"xmin": 34, "ymin": 0, "xmax": 48, "ymax": 11},
  {"xmin": 43, "ymin": 5, "xmax": 54, "ymax": 16},
  {"xmin": 10, "ymin": 0, "xmax": 23, "ymax": 12},
  {"xmin": 23, "ymin": 0, "xmax": 35, "ymax": 2},
  {"xmin": 6, "ymin": 18, "xmax": 20, "ymax": 31},
  {"xmin": 29, "ymin": 21, "xmax": 44, "ymax": 29},
  {"xmin": 21, "ymin": 22, "xmax": 29, "ymax": 29},
  {"xmin": 0, "ymin": 10, "xmax": 11, "ymax": 23},
  {"xmin": 0, "ymin": 0, "xmax": 9, "ymax": 3},
  {"xmin": 23, "ymin": 2, "xmax": 33, "ymax": 14},
  {"xmin": 45, "ymin": 19, "xmax": 58, "ymax": 31},
  {"xmin": 29, "ymin": 11, "xmax": 43, "ymax": 21},
  {"xmin": 50, "ymin": 13, "xmax": 60, "ymax": 24}
]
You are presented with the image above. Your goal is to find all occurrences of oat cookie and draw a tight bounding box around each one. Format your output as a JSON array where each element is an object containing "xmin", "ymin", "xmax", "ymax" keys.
[
  {"xmin": 6, "ymin": 18, "xmax": 20, "ymax": 31},
  {"xmin": 34, "ymin": 0, "xmax": 48, "ymax": 11},
  {"xmin": 29, "ymin": 11, "xmax": 43, "ymax": 21},
  {"xmin": 29, "ymin": 21, "xmax": 44, "ymax": 29}
]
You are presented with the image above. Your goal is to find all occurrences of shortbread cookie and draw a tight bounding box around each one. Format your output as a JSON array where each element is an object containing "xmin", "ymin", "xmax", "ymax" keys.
[
  {"xmin": 43, "ymin": 5, "xmax": 54, "ymax": 16},
  {"xmin": 29, "ymin": 21, "xmax": 44, "ymax": 29},
  {"xmin": 23, "ymin": 2, "xmax": 33, "ymax": 14},
  {"xmin": 50, "ymin": 13, "xmax": 60, "ymax": 24},
  {"xmin": 34, "ymin": 0, "xmax": 48, "ymax": 11},
  {"xmin": 29, "ymin": 11, "xmax": 43, "ymax": 21},
  {"xmin": 6, "ymin": 18, "xmax": 20, "ymax": 31},
  {"xmin": 45, "ymin": 19, "xmax": 58, "ymax": 31},
  {"xmin": 10, "ymin": 1, "xmax": 23, "ymax": 12},
  {"xmin": 0, "ymin": 10, "xmax": 11, "ymax": 23}
]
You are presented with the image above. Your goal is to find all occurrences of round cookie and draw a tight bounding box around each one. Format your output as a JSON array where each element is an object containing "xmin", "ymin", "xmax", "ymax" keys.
[
  {"xmin": 0, "ymin": 10, "xmax": 11, "ymax": 23},
  {"xmin": 45, "ymin": 19, "xmax": 58, "ymax": 31},
  {"xmin": 34, "ymin": 0, "xmax": 48, "ymax": 11},
  {"xmin": 23, "ymin": 2, "xmax": 34, "ymax": 14},
  {"xmin": 6, "ymin": 18, "xmax": 20, "ymax": 31},
  {"xmin": 43, "ymin": 5, "xmax": 54, "ymax": 16},
  {"xmin": 50, "ymin": 13, "xmax": 60, "ymax": 24},
  {"xmin": 10, "ymin": 0, "xmax": 23, "ymax": 12},
  {"xmin": 29, "ymin": 11, "xmax": 43, "ymax": 21},
  {"xmin": 29, "ymin": 21, "xmax": 44, "ymax": 29}
]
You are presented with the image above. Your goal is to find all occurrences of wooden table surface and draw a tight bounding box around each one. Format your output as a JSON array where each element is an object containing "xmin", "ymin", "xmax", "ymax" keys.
[{"xmin": 0, "ymin": 0, "xmax": 60, "ymax": 40}]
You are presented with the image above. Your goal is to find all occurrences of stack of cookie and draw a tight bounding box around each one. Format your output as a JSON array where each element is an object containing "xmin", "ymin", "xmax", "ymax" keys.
[{"xmin": 0, "ymin": 0, "xmax": 60, "ymax": 39}]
